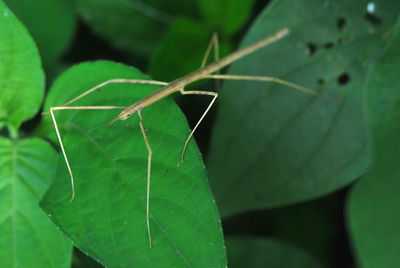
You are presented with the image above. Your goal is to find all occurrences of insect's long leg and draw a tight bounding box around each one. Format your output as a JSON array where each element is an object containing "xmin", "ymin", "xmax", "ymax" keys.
[
  {"xmin": 50, "ymin": 105, "xmax": 127, "ymax": 202},
  {"xmin": 61, "ymin": 79, "xmax": 168, "ymax": 107},
  {"xmin": 137, "ymin": 110, "xmax": 153, "ymax": 248},
  {"xmin": 204, "ymin": 74, "xmax": 321, "ymax": 96},
  {"xmin": 179, "ymin": 89, "xmax": 218, "ymax": 162},
  {"xmin": 201, "ymin": 33, "xmax": 221, "ymax": 91},
  {"xmin": 176, "ymin": 32, "xmax": 220, "ymax": 161},
  {"xmin": 201, "ymin": 33, "xmax": 220, "ymax": 68}
]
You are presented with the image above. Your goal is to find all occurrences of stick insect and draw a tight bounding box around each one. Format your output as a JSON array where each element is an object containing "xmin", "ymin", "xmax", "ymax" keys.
[{"xmin": 48, "ymin": 27, "xmax": 320, "ymax": 247}]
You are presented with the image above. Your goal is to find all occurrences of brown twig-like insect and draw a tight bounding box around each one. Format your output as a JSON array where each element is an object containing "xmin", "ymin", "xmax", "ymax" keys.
[{"xmin": 48, "ymin": 28, "xmax": 320, "ymax": 247}]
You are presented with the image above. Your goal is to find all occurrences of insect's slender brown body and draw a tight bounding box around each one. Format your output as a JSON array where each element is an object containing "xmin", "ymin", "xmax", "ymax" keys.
[
  {"xmin": 114, "ymin": 28, "xmax": 289, "ymax": 121},
  {"xmin": 49, "ymin": 27, "xmax": 321, "ymax": 248}
]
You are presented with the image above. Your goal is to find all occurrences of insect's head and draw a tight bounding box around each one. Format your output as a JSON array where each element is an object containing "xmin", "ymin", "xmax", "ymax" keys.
[
  {"xmin": 118, "ymin": 110, "xmax": 134, "ymax": 120},
  {"xmin": 107, "ymin": 107, "xmax": 137, "ymax": 125}
]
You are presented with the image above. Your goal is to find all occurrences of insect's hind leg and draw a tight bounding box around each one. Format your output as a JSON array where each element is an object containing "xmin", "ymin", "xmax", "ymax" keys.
[
  {"xmin": 201, "ymin": 33, "xmax": 220, "ymax": 67},
  {"xmin": 204, "ymin": 74, "xmax": 328, "ymax": 97},
  {"xmin": 179, "ymin": 89, "xmax": 218, "ymax": 162},
  {"xmin": 201, "ymin": 33, "xmax": 222, "ymax": 91}
]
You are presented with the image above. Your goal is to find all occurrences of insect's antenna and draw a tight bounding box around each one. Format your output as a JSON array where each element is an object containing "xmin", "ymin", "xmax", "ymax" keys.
[{"xmin": 107, "ymin": 116, "xmax": 120, "ymax": 126}]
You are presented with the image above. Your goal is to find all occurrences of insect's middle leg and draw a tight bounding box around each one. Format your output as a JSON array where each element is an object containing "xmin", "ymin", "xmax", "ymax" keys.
[
  {"xmin": 137, "ymin": 110, "xmax": 153, "ymax": 248},
  {"xmin": 179, "ymin": 89, "xmax": 218, "ymax": 162}
]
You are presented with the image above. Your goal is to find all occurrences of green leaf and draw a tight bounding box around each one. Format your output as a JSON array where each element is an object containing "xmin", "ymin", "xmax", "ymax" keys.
[
  {"xmin": 71, "ymin": 0, "xmax": 197, "ymax": 58},
  {"xmin": 4, "ymin": 0, "xmax": 76, "ymax": 68},
  {"xmin": 40, "ymin": 61, "xmax": 226, "ymax": 267},
  {"xmin": 0, "ymin": 1, "xmax": 44, "ymax": 134},
  {"xmin": 0, "ymin": 137, "xmax": 72, "ymax": 268},
  {"xmin": 347, "ymin": 21, "xmax": 400, "ymax": 268},
  {"xmin": 198, "ymin": 0, "xmax": 256, "ymax": 35},
  {"xmin": 149, "ymin": 17, "xmax": 212, "ymax": 82},
  {"xmin": 226, "ymin": 236, "xmax": 322, "ymax": 268},
  {"xmin": 149, "ymin": 17, "xmax": 210, "ymax": 82},
  {"xmin": 208, "ymin": 0, "xmax": 400, "ymax": 217},
  {"xmin": 149, "ymin": 17, "xmax": 233, "ymax": 82}
]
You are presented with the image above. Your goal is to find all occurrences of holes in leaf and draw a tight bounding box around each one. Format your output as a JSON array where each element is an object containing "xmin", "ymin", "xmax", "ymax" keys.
[
  {"xmin": 317, "ymin": 78, "xmax": 325, "ymax": 86},
  {"xmin": 307, "ymin": 42, "xmax": 318, "ymax": 56},
  {"xmin": 0, "ymin": 125, "xmax": 10, "ymax": 138},
  {"xmin": 337, "ymin": 72, "xmax": 350, "ymax": 85},
  {"xmin": 307, "ymin": 41, "xmax": 335, "ymax": 56},
  {"xmin": 306, "ymin": 16, "xmax": 350, "ymax": 57},
  {"xmin": 336, "ymin": 17, "xmax": 347, "ymax": 31}
]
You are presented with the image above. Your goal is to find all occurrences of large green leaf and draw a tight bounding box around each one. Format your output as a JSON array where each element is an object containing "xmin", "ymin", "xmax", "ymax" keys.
[
  {"xmin": 0, "ymin": 1, "xmax": 44, "ymax": 135},
  {"xmin": 4, "ymin": 0, "xmax": 76, "ymax": 68},
  {"xmin": 40, "ymin": 61, "xmax": 226, "ymax": 267},
  {"xmin": 208, "ymin": 0, "xmax": 400, "ymax": 217},
  {"xmin": 226, "ymin": 236, "xmax": 322, "ymax": 268},
  {"xmin": 71, "ymin": 0, "xmax": 197, "ymax": 58},
  {"xmin": 0, "ymin": 137, "xmax": 72, "ymax": 268},
  {"xmin": 347, "ymin": 21, "xmax": 400, "ymax": 268}
]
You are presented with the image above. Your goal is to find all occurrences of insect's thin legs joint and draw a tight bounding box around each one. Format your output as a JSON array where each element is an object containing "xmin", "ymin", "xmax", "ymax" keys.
[
  {"xmin": 137, "ymin": 110, "xmax": 153, "ymax": 248},
  {"xmin": 179, "ymin": 89, "xmax": 218, "ymax": 162},
  {"xmin": 62, "ymin": 79, "xmax": 168, "ymax": 107},
  {"xmin": 201, "ymin": 33, "xmax": 220, "ymax": 68},
  {"xmin": 49, "ymin": 105, "xmax": 128, "ymax": 202}
]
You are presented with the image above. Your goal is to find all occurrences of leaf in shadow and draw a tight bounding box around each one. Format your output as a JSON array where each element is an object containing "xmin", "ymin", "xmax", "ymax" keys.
[
  {"xmin": 208, "ymin": 0, "xmax": 400, "ymax": 217},
  {"xmin": 198, "ymin": 0, "xmax": 257, "ymax": 35},
  {"xmin": 226, "ymin": 236, "xmax": 322, "ymax": 268},
  {"xmin": 347, "ymin": 20, "xmax": 400, "ymax": 268},
  {"xmin": 71, "ymin": 0, "xmax": 198, "ymax": 58}
]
